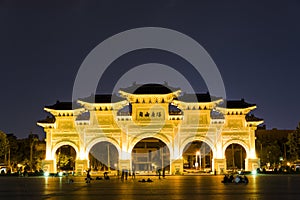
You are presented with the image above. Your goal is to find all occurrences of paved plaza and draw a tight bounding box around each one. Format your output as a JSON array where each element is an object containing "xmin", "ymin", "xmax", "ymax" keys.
[{"xmin": 0, "ymin": 175, "xmax": 300, "ymax": 200}]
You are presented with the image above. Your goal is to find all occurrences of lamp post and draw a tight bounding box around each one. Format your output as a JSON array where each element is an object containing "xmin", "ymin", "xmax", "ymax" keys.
[
  {"xmin": 8, "ymin": 148, "xmax": 10, "ymax": 169},
  {"xmin": 30, "ymin": 136, "xmax": 38, "ymax": 171},
  {"xmin": 107, "ymin": 144, "xmax": 110, "ymax": 172},
  {"xmin": 203, "ymin": 145, "xmax": 206, "ymax": 170},
  {"xmin": 284, "ymin": 143, "xmax": 287, "ymax": 161},
  {"xmin": 196, "ymin": 151, "xmax": 200, "ymax": 170},
  {"xmin": 260, "ymin": 143, "xmax": 263, "ymax": 164},
  {"xmin": 232, "ymin": 144, "xmax": 235, "ymax": 168},
  {"xmin": 5, "ymin": 141, "xmax": 10, "ymax": 168},
  {"xmin": 162, "ymin": 148, "xmax": 164, "ymax": 170},
  {"xmin": 199, "ymin": 150, "xmax": 202, "ymax": 171}
]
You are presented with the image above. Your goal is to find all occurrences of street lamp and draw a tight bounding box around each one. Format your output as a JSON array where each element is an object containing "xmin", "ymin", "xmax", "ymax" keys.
[
  {"xmin": 199, "ymin": 151, "xmax": 202, "ymax": 170},
  {"xmin": 30, "ymin": 136, "xmax": 38, "ymax": 171},
  {"xmin": 107, "ymin": 144, "xmax": 110, "ymax": 172},
  {"xmin": 196, "ymin": 151, "xmax": 200, "ymax": 169}
]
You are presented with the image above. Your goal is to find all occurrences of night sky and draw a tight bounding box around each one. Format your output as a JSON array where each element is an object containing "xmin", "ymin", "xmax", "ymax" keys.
[{"xmin": 0, "ymin": 1, "xmax": 299, "ymax": 138}]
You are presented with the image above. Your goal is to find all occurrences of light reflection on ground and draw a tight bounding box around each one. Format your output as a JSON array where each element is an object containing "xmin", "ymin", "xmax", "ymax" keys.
[{"xmin": 0, "ymin": 175, "xmax": 300, "ymax": 200}]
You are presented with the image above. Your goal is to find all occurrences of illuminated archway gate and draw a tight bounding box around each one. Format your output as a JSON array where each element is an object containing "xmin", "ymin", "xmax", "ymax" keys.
[{"xmin": 38, "ymin": 87, "xmax": 263, "ymax": 174}]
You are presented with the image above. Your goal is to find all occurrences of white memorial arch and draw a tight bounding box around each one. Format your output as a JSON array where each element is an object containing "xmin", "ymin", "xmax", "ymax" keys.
[{"xmin": 38, "ymin": 84, "xmax": 263, "ymax": 175}]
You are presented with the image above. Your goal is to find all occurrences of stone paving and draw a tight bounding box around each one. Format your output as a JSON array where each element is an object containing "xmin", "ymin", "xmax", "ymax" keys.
[{"xmin": 0, "ymin": 175, "xmax": 300, "ymax": 200}]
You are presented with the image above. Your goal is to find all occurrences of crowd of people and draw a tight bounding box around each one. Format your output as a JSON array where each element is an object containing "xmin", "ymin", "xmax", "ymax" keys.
[{"xmin": 222, "ymin": 174, "xmax": 249, "ymax": 184}]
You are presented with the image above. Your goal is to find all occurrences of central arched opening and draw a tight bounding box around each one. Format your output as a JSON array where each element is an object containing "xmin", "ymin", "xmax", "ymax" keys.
[
  {"xmin": 182, "ymin": 141, "xmax": 213, "ymax": 173},
  {"xmin": 89, "ymin": 141, "xmax": 119, "ymax": 173},
  {"xmin": 131, "ymin": 137, "xmax": 170, "ymax": 175}
]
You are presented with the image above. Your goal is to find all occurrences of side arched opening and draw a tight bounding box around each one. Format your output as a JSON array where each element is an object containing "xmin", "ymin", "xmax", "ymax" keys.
[
  {"xmin": 182, "ymin": 141, "xmax": 213, "ymax": 173},
  {"xmin": 55, "ymin": 145, "xmax": 77, "ymax": 172},
  {"xmin": 225, "ymin": 144, "xmax": 247, "ymax": 172}
]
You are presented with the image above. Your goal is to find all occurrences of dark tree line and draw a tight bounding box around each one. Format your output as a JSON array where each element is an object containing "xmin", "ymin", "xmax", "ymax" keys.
[
  {"xmin": 0, "ymin": 131, "xmax": 45, "ymax": 172},
  {"xmin": 256, "ymin": 123, "xmax": 300, "ymax": 167},
  {"xmin": 286, "ymin": 123, "xmax": 300, "ymax": 161}
]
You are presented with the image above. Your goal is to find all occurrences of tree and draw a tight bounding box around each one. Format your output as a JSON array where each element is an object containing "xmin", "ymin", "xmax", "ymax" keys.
[
  {"xmin": 256, "ymin": 127, "xmax": 296, "ymax": 165},
  {"xmin": 15, "ymin": 134, "xmax": 40, "ymax": 171},
  {"xmin": 286, "ymin": 123, "xmax": 300, "ymax": 161},
  {"xmin": 29, "ymin": 134, "xmax": 38, "ymax": 171},
  {"xmin": 6, "ymin": 134, "xmax": 18, "ymax": 169},
  {"xmin": 0, "ymin": 131, "xmax": 9, "ymax": 164},
  {"xmin": 57, "ymin": 154, "xmax": 72, "ymax": 169},
  {"xmin": 16, "ymin": 138, "xmax": 29, "ymax": 165},
  {"xmin": 56, "ymin": 146, "xmax": 76, "ymax": 171}
]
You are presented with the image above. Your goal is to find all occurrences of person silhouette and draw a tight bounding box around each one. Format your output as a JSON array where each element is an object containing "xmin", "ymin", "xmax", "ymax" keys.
[{"xmin": 86, "ymin": 169, "xmax": 91, "ymax": 183}]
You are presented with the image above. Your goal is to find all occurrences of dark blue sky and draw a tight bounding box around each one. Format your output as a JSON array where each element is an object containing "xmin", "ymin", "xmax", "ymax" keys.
[{"xmin": 0, "ymin": 0, "xmax": 299, "ymax": 138}]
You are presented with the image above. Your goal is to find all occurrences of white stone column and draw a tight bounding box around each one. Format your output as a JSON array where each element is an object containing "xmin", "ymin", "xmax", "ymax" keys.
[
  {"xmin": 119, "ymin": 126, "xmax": 131, "ymax": 172},
  {"xmin": 247, "ymin": 158, "xmax": 260, "ymax": 171},
  {"xmin": 212, "ymin": 131, "xmax": 227, "ymax": 174},
  {"xmin": 42, "ymin": 160, "xmax": 56, "ymax": 173},
  {"xmin": 75, "ymin": 160, "xmax": 89, "ymax": 175},
  {"xmin": 213, "ymin": 158, "xmax": 226, "ymax": 174},
  {"xmin": 45, "ymin": 130, "xmax": 52, "ymax": 160},
  {"xmin": 248, "ymin": 128, "xmax": 257, "ymax": 159},
  {"xmin": 170, "ymin": 125, "xmax": 182, "ymax": 175},
  {"xmin": 171, "ymin": 158, "xmax": 184, "ymax": 175}
]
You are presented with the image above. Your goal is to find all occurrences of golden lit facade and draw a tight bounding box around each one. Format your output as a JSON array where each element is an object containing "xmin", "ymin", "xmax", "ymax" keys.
[{"xmin": 38, "ymin": 85, "xmax": 263, "ymax": 174}]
